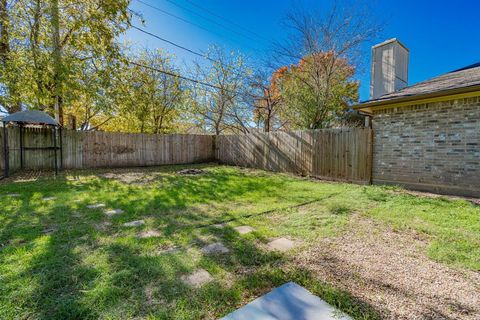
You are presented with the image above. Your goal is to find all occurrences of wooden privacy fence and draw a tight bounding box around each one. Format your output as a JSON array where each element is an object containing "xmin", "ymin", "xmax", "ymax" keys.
[
  {"xmin": 0, "ymin": 126, "xmax": 372, "ymax": 184},
  {"xmin": 0, "ymin": 127, "xmax": 215, "ymax": 172},
  {"xmin": 216, "ymin": 128, "xmax": 373, "ymax": 184}
]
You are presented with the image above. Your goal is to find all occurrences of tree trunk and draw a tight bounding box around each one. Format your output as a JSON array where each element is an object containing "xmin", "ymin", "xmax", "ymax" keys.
[
  {"xmin": 0, "ymin": 0, "xmax": 8, "ymax": 64},
  {"xmin": 0, "ymin": 0, "xmax": 20, "ymax": 113},
  {"xmin": 51, "ymin": 0, "xmax": 64, "ymax": 125}
]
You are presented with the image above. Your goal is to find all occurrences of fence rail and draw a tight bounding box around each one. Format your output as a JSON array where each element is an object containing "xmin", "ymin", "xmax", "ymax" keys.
[
  {"xmin": 0, "ymin": 127, "xmax": 215, "ymax": 172},
  {"xmin": 0, "ymin": 127, "xmax": 372, "ymax": 184},
  {"xmin": 216, "ymin": 128, "xmax": 373, "ymax": 184}
]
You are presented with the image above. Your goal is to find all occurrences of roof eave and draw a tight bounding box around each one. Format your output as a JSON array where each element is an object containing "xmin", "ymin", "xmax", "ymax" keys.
[{"xmin": 353, "ymin": 84, "xmax": 480, "ymax": 114}]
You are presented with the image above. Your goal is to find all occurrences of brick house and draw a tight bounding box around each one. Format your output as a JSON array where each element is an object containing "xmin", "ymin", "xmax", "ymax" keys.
[{"xmin": 354, "ymin": 39, "xmax": 480, "ymax": 197}]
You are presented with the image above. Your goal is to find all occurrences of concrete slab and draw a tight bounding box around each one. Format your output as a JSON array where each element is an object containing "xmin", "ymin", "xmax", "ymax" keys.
[
  {"xmin": 181, "ymin": 269, "xmax": 213, "ymax": 288},
  {"xmin": 105, "ymin": 209, "xmax": 124, "ymax": 217},
  {"xmin": 87, "ymin": 203, "xmax": 106, "ymax": 209},
  {"xmin": 154, "ymin": 246, "xmax": 181, "ymax": 255},
  {"xmin": 202, "ymin": 242, "xmax": 230, "ymax": 254},
  {"xmin": 123, "ymin": 220, "xmax": 145, "ymax": 227},
  {"xmin": 137, "ymin": 230, "xmax": 161, "ymax": 238},
  {"xmin": 96, "ymin": 221, "xmax": 111, "ymax": 230},
  {"xmin": 234, "ymin": 226, "xmax": 255, "ymax": 235},
  {"xmin": 221, "ymin": 282, "xmax": 352, "ymax": 320},
  {"xmin": 266, "ymin": 238, "xmax": 295, "ymax": 252}
]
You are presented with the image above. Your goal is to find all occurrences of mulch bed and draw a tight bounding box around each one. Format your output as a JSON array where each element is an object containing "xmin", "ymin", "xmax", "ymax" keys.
[{"xmin": 294, "ymin": 215, "xmax": 480, "ymax": 320}]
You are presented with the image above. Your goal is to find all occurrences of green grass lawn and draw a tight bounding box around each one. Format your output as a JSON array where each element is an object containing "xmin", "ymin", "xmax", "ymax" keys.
[{"xmin": 0, "ymin": 164, "xmax": 478, "ymax": 319}]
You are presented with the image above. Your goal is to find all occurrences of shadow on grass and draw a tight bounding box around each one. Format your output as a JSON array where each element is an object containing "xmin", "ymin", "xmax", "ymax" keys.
[{"xmin": 0, "ymin": 164, "xmax": 382, "ymax": 319}]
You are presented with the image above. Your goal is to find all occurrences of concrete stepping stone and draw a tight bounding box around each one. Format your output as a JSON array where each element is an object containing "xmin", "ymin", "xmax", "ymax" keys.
[
  {"xmin": 42, "ymin": 197, "xmax": 57, "ymax": 201},
  {"xmin": 154, "ymin": 246, "xmax": 181, "ymax": 255},
  {"xmin": 137, "ymin": 230, "xmax": 161, "ymax": 238},
  {"xmin": 96, "ymin": 221, "xmax": 111, "ymax": 230},
  {"xmin": 181, "ymin": 269, "xmax": 213, "ymax": 288},
  {"xmin": 221, "ymin": 281, "xmax": 352, "ymax": 320},
  {"xmin": 123, "ymin": 220, "xmax": 145, "ymax": 227},
  {"xmin": 212, "ymin": 223, "xmax": 225, "ymax": 229},
  {"xmin": 266, "ymin": 237, "xmax": 295, "ymax": 252},
  {"xmin": 87, "ymin": 203, "xmax": 106, "ymax": 209},
  {"xmin": 234, "ymin": 225, "xmax": 255, "ymax": 234},
  {"xmin": 202, "ymin": 242, "xmax": 230, "ymax": 254},
  {"xmin": 105, "ymin": 209, "xmax": 124, "ymax": 217}
]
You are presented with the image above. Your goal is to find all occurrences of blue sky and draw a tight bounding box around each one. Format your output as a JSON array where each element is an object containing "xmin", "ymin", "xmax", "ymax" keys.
[{"xmin": 125, "ymin": 0, "xmax": 480, "ymax": 101}]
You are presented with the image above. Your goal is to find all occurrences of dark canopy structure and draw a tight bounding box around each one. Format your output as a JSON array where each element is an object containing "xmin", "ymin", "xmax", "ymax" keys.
[
  {"xmin": 2, "ymin": 110, "xmax": 62, "ymax": 177},
  {"xmin": 2, "ymin": 110, "xmax": 60, "ymax": 126}
]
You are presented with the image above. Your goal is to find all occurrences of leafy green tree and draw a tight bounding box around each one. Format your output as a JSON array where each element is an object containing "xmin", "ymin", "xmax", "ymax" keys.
[
  {"xmin": 67, "ymin": 57, "xmax": 121, "ymax": 130},
  {"xmin": 189, "ymin": 46, "xmax": 253, "ymax": 135},
  {"xmin": 0, "ymin": 0, "xmax": 131, "ymax": 124},
  {"xmin": 102, "ymin": 49, "xmax": 186, "ymax": 134},
  {"xmin": 0, "ymin": 0, "xmax": 22, "ymax": 113}
]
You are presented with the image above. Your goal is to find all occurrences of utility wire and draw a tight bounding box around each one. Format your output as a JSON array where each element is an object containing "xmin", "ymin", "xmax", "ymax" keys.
[
  {"xmin": 134, "ymin": 0, "xmax": 216, "ymax": 37},
  {"xmin": 125, "ymin": 59, "xmax": 260, "ymax": 98},
  {"xmin": 184, "ymin": 0, "xmax": 270, "ymax": 42},
  {"xmin": 162, "ymin": 0, "xmax": 260, "ymax": 43},
  {"xmin": 132, "ymin": 0, "xmax": 259, "ymax": 51},
  {"xmin": 129, "ymin": 23, "xmax": 254, "ymax": 80},
  {"xmin": 131, "ymin": 25, "xmax": 215, "ymax": 63},
  {"xmin": 126, "ymin": 6, "xmax": 264, "ymax": 98},
  {"xmin": 126, "ymin": 59, "xmax": 221, "ymax": 91}
]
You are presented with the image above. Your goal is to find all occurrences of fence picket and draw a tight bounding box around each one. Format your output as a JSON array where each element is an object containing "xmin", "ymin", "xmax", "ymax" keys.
[
  {"xmin": 216, "ymin": 128, "xmax": 373, "ymax": 184},
  {"xmin": 0, "ymin": 128, "xmax": 215, "ymax": 172}
]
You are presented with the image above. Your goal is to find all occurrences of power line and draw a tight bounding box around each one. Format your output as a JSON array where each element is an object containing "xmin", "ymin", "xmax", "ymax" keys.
[
  {"xmin": 162, "ymin": 0, "xmax": 260, "ymax": 43},
  {"xmin": 125, "ymin": 59, "xmax": 259, "ymax": 98},
  {"xmin": 129, "ymin": 23, "xmax": 254, "ymax": 80},
  {"xmin": 127, "ymin": 59, "xmax": 220, "ymax": 90},
  {"xmin": 132, "ymin": 0, "xmax": 259, "ymax": 51},
  {"xmin": 131, "ymin": 25, "xmax": 215, "ymax": 63},
  {"xmin": 134, "ymin": 0, "xmax": 216, "ymax": 36},
  {"xmin": 184, "ymin": 0, "xmax": 270, "ymax": 42}
]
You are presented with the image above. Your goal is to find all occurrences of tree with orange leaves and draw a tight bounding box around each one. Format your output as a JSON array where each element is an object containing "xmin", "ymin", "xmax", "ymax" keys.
[
  {"xmin": 277, "ymin": 51, "xmax": 359, "ymax": 129},
  {"xmin": 269, "ymin": 2, "xmax": 379, "ymax": 129},
  {"xmin": 252, "ymin": 66, "xmax": 287, "ymax": 132}
]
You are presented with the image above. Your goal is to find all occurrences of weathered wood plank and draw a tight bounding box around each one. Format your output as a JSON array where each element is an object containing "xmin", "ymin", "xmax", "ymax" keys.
[
  {"xmin": 0, "ymin": 128, "xmax": 215, "ymax": 172},
  {"xmin": 216, "ymin": 128, "xmax": 373, "ymax": 184}
]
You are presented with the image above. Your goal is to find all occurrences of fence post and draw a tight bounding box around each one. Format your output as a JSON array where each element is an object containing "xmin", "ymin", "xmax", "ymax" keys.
[
  {"xmin": 212, "ymin": 135, "xmax": 217, "ymax": 161},
  {"xmin": 3, "ymin": 124, "xmax": 8, "ymax": 177},
  {"xmin": 367, "ymin": 128, "xmax": 373, "ymax": 185}
]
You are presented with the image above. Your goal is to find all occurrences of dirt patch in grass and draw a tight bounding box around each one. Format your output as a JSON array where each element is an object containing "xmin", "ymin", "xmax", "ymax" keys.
[
  {"xmin": 294, "ymin": 215, "xmax": 480, "ymax": 320},
  {"xmin": 177, "ymin": 168, "xmax": 206, "ymax": 175},
  {"xmin": 100, "ymin": 172, "xmax": 158, "ymax": 185}
]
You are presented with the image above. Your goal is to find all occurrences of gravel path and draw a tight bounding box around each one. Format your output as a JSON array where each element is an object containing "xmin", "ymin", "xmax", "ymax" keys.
[{"xmin": 295, "ymin": 215, "xmax": 480, "ymax": 319}]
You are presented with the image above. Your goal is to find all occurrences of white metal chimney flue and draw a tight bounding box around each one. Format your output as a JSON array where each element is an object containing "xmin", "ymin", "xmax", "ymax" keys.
[{"xmin": 370, "ymin": 38, "xmax": 409, "ymax": 99}]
